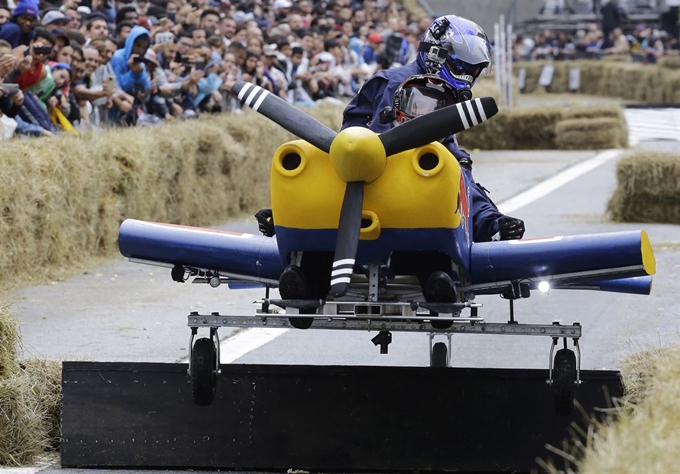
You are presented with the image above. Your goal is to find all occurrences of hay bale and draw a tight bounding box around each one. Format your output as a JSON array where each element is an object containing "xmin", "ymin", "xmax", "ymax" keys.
[
  {"xmin": 0, "ymin": 104, "xmax": 346, "ymax": 292},
  {"xmin": 0, "ymin": 303, "xmax": 18, "ymax": 378},
  {"xmin": 555, "ymin": 117, "xmax": 629, "ymax": 150},
  {"xmin": 515, "ymin": 60, "xmax": 680, "ymax": 104},
  {"xmin": 458, "ymin": 103, "xmax": 627, "ymax": 150},
  {"xmin": 658, "ymin": 57, "xmax": 680, "ymax": 70},
  {"xmin": 0, "ymin": 359, "xmax": 61, "ymax": 465},
  {"xmin": 608, "ymin": 152, "xmax": 680, "ymax": 224}
]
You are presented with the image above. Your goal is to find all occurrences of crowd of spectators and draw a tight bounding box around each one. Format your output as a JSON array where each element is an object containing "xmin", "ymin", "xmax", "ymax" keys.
[
  {"xmin": 515, "ymin": 0, "xmax": 679, "ymax": 63},
  {"xmin": 0, "ymin": 0, "xmax": 429, "ymax": 138},
  {"xmin": 514, "ymin": 23, "xmax": 679, "ymax": 63}
]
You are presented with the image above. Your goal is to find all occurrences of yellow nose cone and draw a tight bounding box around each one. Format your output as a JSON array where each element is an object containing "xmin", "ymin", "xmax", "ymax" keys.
[{"xmin": 329, "ymin": 127, "xmax": 387, "ymax": 183}]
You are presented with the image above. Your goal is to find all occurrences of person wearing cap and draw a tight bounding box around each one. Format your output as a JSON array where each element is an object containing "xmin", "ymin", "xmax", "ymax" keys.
[
  {"xmin": 273, "ymin": 0, "xmax": 293, "ymax": 16},
  {"xmin": 363, "ymin": 32, "xmax": 383, "ymax": 65},
  {"xmin": 0, "ymin": 0, "xmax": 39, "ymax": 48},
  {"xmin": 42, "ymin": 10, "xmax": 72, "ymax": 31},
  {"xmin": 261, "ymin": 44, "xmax": 287, "ymax": 99}
]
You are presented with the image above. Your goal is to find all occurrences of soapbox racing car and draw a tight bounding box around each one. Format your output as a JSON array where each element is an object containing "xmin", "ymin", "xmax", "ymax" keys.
[{"xmin": 118, "ymin": 80, "xmax": 656, "ymax": 415}]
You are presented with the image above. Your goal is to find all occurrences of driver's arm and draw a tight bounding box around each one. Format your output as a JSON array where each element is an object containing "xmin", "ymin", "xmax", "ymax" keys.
[{"xmin": 342, "ymin": 75, "xmax": 391, "ymax": 133}]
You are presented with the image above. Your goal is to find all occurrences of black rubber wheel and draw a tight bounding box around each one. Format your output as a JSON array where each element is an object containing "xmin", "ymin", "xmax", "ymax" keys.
[
  {"xmin": 191, "ymin": 337, "xmax": 217, "ymax": 407},
  {"xmin": 431, "ymin": 342, "xmax": 448, "ymax": 368},
  {"xmin": 553, "ymin": 348, "xmax": 577, "ymax": 416}
]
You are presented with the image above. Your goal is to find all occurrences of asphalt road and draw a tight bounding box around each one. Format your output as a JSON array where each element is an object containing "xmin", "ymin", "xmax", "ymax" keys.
[{"xmin": 5, "ymin": 142, "xmax": 680, "ymax": 474}]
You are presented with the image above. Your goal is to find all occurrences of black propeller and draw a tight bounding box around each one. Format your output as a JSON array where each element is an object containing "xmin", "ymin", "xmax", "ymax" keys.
[
  {"xmin": 230, "ymin": 81, "xmax": 499, "ymax": 299},
  {"xmin": 231, "ymin": 81, "xmax": 336, "ymax": 153},
  {"xmin": 379, "ymin": 97, "xmax": 498, "ymax": 156},
  {"xmin": 328, "ymin": 181, "xmax": 364, "ymax": 296}
]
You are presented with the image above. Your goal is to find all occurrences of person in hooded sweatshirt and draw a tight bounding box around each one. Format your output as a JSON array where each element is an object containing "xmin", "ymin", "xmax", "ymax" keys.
[{"xmin": 109, "ymin": 25, "xmax": 151, "ymax": 96}]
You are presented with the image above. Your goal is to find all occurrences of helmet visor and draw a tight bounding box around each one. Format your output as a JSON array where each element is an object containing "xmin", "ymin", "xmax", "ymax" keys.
[
  {"xmin": 439, "ymin": 32, "xmax": 493, "ymax": 77},
  {"xmin": 401, "ymin": 83, "xmax": 457, "ymax": 118}
]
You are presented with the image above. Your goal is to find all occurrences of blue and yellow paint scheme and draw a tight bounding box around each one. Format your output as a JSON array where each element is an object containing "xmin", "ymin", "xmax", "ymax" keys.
[
  {"xmin": 118, "ymin": 140, "xmax": 656, "ymax": 297},
  {"xmin": 271, "ymin": 139, "xmax": 473, "ymax": 272}
]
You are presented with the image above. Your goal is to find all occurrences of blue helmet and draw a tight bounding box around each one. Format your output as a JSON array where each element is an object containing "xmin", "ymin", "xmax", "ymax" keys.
[{"xmin": 417, "ymin": 15, "xmax": 493, "ymax": 91}]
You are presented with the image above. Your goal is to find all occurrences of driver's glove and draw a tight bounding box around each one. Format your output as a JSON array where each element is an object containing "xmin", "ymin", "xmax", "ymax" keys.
[
  {"xmin": 492, "ymin": 216, "xmax": 525, "ymax": 241},
  {"xmin": 255, "ymin": 208, "xmax": 276, "ymax": 237}
]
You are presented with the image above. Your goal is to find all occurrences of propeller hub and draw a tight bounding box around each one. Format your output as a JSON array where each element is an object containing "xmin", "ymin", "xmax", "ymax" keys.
[{"xmin": 329, "ymin": 127, "xmax": 387, "ymax": 183}]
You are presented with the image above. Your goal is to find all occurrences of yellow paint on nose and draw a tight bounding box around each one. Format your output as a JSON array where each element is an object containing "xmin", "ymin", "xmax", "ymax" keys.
[
  {"xmin": 641, "ymin": 230, "xmax": 656, "ymax": 275},
  {"xmin": 329, "ymin": 127, "xmax": 387, "ymax": 183}
]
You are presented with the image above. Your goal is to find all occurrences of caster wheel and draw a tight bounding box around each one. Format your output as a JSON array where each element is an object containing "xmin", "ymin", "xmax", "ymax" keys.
[
  {"xmin": 553, "ymin": 348, "xmax": 577, "ymax": 416},
  {"xmin": 191, "ymin": 337, "xmax": 217, "ymax": 406},
  {"xmin": 431, "ymin": 342, "xmax": 448, "ymax": 368}
]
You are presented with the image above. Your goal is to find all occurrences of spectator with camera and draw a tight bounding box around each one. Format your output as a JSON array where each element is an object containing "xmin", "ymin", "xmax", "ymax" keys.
[
  {"xmin": 71, "ymin": 45, "xmax": 111, "ymax": 128},
  {"xmin": 0, "ymin": 39, "xmax": 25, "ymax": 128},
  {"xmin": 89, "ymin": 39, "xmax": 135, "ymax": 125},
  {"xmin": 6, "ymin": 28, "xmax": 55, "ymax": 91},
  {"xmin": 110, "ymin": 25, "xmax": 152, "ymax": 96}
]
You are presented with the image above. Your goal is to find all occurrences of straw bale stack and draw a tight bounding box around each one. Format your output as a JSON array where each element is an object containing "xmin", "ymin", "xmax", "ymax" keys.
[
  {"xmin": 457, "ymin": 104, "xmax": 628, "ymax": 150},
  {"xmin": 516, "ymin": 60, "xmax": 680, "ymax": 104},
  {"xmin": 0, "ymin": 304, "xmax": 18, "ymax": 377},
  {"xmin": 1, "ymin": 300, "xmax": 62, "ymax": 466},
  {"xmin": 0, "ymin": 359, "xmax": 61, "ymax": 466},
  {"xmin": 555, "ymin": 117, "xmax": 629, "ymax": 150},
  {"xmin": 659, "ymin": 57, "xmax": 680, "ymax": 70},
  {"xmin": 0, "ymin": 106, "xmax": 343, "ymax": 290},
  {"xmin": 608, "ymin": 152, "xmax": 680, "ymax": 224}
]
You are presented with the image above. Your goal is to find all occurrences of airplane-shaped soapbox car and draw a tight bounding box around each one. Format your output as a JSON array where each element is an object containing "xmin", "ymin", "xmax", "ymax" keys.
[{"xmin": 118, "ymin": 80, "xmax": 656, "ymax": 414}]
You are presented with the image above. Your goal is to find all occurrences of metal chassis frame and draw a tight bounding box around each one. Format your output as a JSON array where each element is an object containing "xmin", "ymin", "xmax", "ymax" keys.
[
  {"xmin": 187, "ymin": 309, "xmax": 582, "ymax": 373},
  {"xmin": 185, "ymin": 268, "xmax": 582, "ymax": 380}
]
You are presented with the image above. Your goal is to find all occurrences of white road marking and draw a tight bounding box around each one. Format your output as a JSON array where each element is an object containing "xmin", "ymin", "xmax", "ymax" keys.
[
  {"xmin": 0, "ymin": 468, "xmax": 42, "ymax": 474},
  {"xmin": 219, "ymin": 328, "xmax": 288, "ymax": 363},
  {"xmin": 0, "ymin": 460, "xmax": 56, "ymax": 474},
  {"xmin": 218, "ymin": 149, "xmax": 622, "ymax": 363},
  {"xmin": 498, "ymin": 149, "xmax": 620, "ymax": 214}
]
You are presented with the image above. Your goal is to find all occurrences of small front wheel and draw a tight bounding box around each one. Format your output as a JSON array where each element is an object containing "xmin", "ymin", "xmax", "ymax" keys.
[
  {"xmin": 553, "ymin": 348, "xmax": 577, "ymax": 416},
  {"xmin": 191, "ymin": 337, "xmax": 217, "ymax": 406},
  {"xmin": 431, "ymin": 342, "xmax": 448, "ymax": 368}
]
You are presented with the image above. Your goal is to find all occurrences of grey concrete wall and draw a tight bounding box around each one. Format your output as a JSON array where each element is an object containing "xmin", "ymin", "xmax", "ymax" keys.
[{"xmin": 420, "ymin": 0, "xmax": 546, "ymax": 36}]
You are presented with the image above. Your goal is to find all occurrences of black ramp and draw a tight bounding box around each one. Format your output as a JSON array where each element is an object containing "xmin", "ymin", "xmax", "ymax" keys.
[{"xmin": 61, "ymin": 362, "xmax": 622, "ymax": 472}]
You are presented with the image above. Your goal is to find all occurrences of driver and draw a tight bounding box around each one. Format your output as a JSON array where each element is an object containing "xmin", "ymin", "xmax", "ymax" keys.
[
  {"xmin": 342, "ymin": 15, "xmax": 525, "ymax": 245},
  {"xmin": 342, "ymin": 16, "xmax": 525, "ymax": 304}
]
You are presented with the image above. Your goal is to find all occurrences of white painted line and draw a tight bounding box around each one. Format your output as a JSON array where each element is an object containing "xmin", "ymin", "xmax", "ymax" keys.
[
  {"xmin": 0, "ymin": 462, "xmax": 55, "ymax": 474},
  {"xmin": 498, "ymin": 149, "xmax": 621, "ymax": 215},
  {"xmin": 219, "ymin": 327, "xmax": 289, "ymax": 363},
  {"xmin": 218, "ymin": 149, "xmax": 622, "ymax": 363}
]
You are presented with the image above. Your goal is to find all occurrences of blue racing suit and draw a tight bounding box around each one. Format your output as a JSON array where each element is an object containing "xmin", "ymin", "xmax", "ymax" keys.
[{"xmin": 342, "ymin": 61, "xmax": 505, "ymax": 242}]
